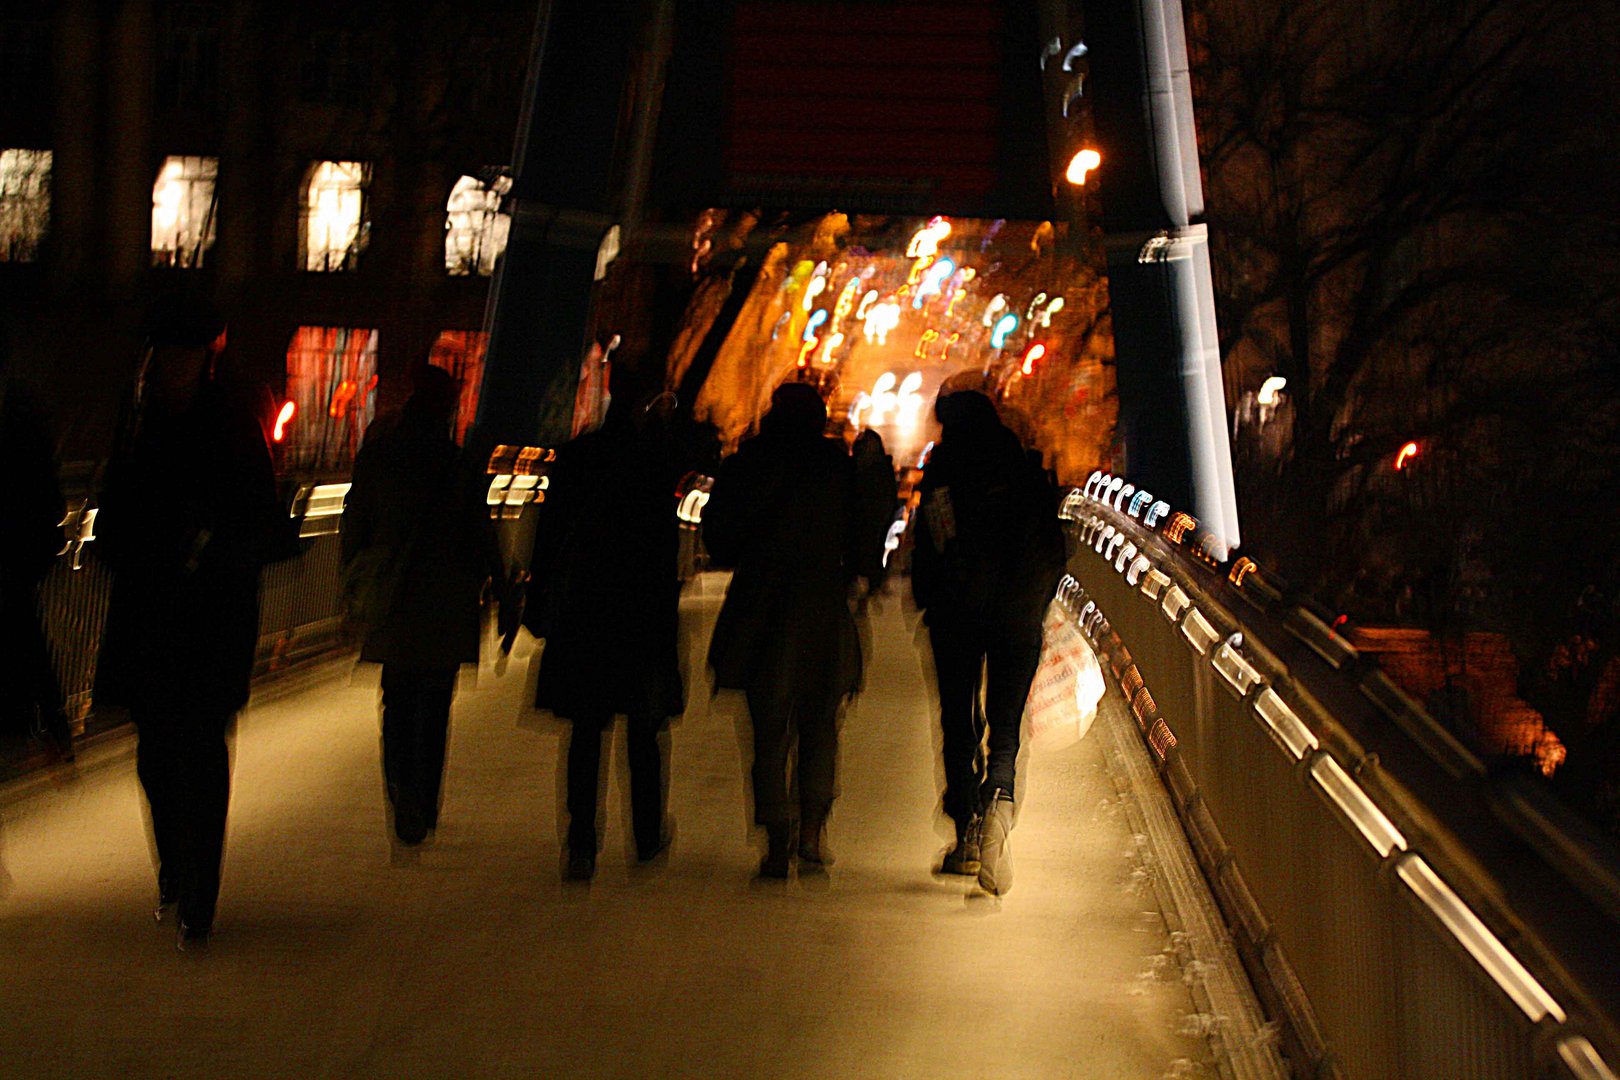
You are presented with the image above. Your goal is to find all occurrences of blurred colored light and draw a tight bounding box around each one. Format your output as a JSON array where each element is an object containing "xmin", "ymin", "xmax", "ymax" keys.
[
  {"xmin": 1394, "ymin": 441, "xmax": 1419, "ymax": 471},
  {"xmin": 1021, "ymin": 343, "xmax": 1046, "ymax": 376},
  {"xmin": 991, "ymin": 314, "xmax": 1019, "ymax": 349},
  {"xmin": 1066, "ymin": 148, "xmax": 1102, "ymax": 185},
  {"xmin": 273, "ymin": 400, "xmax": 295, "ymax": 442}
]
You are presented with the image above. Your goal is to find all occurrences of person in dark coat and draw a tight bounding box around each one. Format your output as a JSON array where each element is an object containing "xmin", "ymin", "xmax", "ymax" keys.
[
  {"xmin": 343, "ymin": 366, "xmax": 502, "ymax": 848},
  {"xmin": 911, "ymin": 389, "xmax": 1065, "ymax": 896},
  {"xmin": 0, "ymin": 330, "xmax": 72, "ymax": 759},
  {"xmin": 527, "ymin": 390, "xmax": 685, "ymax": 881},
  {"xmin": 704, "ymin": 382, "xmax": 873, "ymax": 877},
  {"xmin": 851, "ymin": 428, "xmax": 899, "ymax": 593},
  {"xmin": 95, "ymin": 303, "xmax": 286, "ymax": 948}
]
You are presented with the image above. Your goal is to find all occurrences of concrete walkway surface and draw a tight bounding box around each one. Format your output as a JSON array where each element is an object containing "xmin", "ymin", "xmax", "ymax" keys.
[{"xmin": 0, "ymin": 574, "xmax": 1267, "ymax": 1079}]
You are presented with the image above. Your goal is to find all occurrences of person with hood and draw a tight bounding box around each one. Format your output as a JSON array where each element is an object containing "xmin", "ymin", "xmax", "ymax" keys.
[
  {"xmin": 704, "ymin": 382, "xmax": 875, "ymax": 878},
  {"xmin": 526, "ymin": 389, "xmax": 686, "ymax": 881},
  {"xmin": 343, "ymin": 366, "xmax": 502, "ymax": 849},
  {"xmin": 910, "ymin": 389, "xmax": 1065, "ymax": 896},
  {"xmin": 96, "ymin": 300, "xmax": 287, "ymax": 949}
]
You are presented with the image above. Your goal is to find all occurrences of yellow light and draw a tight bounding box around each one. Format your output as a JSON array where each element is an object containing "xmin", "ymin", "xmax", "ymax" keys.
[
  {"xmin": 1066, "ymin": 148, "xmax": 1102, "ymax": 185},
  {"xmin": 1394, "ymin": 441, "xmax": 1419, "ymax": 471},
  {"xmin": 1021, "ymin": 343, "xmax": 1046, "ymax": 375}
]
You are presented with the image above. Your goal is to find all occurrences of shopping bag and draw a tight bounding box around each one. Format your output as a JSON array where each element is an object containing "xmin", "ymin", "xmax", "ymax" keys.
[{"xmin": 1023, "ymin": 600, "xmax": 1105, "ymax": 750}]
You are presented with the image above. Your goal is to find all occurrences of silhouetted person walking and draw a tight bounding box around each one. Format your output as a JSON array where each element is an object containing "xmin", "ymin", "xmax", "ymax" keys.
[
  {"xmin": 911, "ymin": 390, "xmax": 1064, "ymax": 895},
  {"xmin": 526, "ymin": 391, "xmax": 685, "ymax": 881},
  {"xmin": 96, "ymin": 302, "xmax": 284, "ymax": 948},
  {"xmin": 344, "ymin": 367, "xmax": 502, "ymax": 849},
  {"xmin": 0, "ymin": 329, "xmax": 72, "ymax": 760},
  {"xmin": 705, "ymin": 382, "xmax": 874, "ymax": 878}
]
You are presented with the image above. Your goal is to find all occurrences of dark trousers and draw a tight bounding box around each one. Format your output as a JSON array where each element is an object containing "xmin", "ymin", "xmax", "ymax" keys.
[
  {"xmin": 133, "ymin": 706, "xmax": 231, "ymax": 930},
  {"xmin": 566, "ymin": 714, "xmax": 663, "ymax": 856},
  {"xmin": 930, "ymin": 619, "xmax": 1043, "ymax": 825},
  {"xmin": 380, "ymin": 665, "xmax": 457, "ymax": 833},
  {"xmin": 745, "ymin": 686, "xmax": 841, "ymax": 827}
]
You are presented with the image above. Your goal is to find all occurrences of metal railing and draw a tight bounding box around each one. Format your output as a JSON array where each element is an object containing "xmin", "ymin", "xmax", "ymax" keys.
[{"xmin": 1062, "ymin": 482, "xmax": 1620, "ymax": 1079}]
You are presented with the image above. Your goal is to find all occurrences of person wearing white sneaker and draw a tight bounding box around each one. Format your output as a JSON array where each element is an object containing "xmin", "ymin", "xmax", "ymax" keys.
[{"xmin": 911, "ymin": 389, "xmax": 1064, "ymax": 897}]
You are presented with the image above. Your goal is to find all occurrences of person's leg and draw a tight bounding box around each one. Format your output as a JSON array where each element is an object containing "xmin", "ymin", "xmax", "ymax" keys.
[
  {"xmin": 976, "ymin": 621, "xmax": 1042, "ymax": 896},
  {"xmin": 414, "ymin": 667, "xmax": 457, "ymax": 831},
  {"xmin": 746, "ymin": 688, "xmax": 793, "ymax": 876},
  {"xmin": 175, "ymin": 708, "xmax": 231, "ymax": 936},
  {"xmin": 981, "ymin": 622, "xmax": 1044, "ymax": 804},
  {"xmin": 795, "ymin": 688, "xmax": 841, "ymax": 864},
  {"xmin": 379, "ymin": 665, "xmax": 422, "ymax": 841},
  {"xmin": 929, "ymin": 623, "xmax": 986, "ymax": 828},
  {"xmin": 625, "ymin": 714, "xmax": 665, "ymax": 860},
  {"xmin": 133, "ymin": 708, "xmax": 184, "ymax": 910},
  {"xmin": 565, "ymin": 714, "xmax": 608, "ymax": 862}
]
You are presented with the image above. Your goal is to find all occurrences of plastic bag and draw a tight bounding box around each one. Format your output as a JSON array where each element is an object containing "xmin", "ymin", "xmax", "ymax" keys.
[{"xmin": 1023, "ymin": 599, "xmax": 1105, "ymax": 750}]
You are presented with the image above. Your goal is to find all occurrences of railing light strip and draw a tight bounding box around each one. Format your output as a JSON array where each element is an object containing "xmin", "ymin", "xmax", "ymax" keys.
[
  {"xmin": 1161, "ymin": 584, "xmax": 1190, "ymax": 622},
  {"xmin": 1558, "ymin": 1036, "xmax": 1619, "ymax": 1080},
  {"xmin": 1394, "ymin": 853, "xmax": 1566, "ymax": 1024},
  {"xmin": 1213, "ymin": 638, "xmax": 1264, "ymax": 696},
  {"xmin": 1141, "ymin": 568, "xmax": 1171, "ymax": 600},
  {"xmin": 1309, "ymin": 754, "xmax": 1407, "ymax": 857},
  {"xmin": 1181, "ymin": 607, "xmax": 1219, "ymax": 655},
  {"xmin": 1254, "ymin": 688, "xmax": 1318, "ymax": 760}
]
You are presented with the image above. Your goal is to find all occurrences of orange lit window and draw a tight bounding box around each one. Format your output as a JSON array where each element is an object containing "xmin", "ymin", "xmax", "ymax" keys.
[
  {"xmin": 283, "ymin": 327, "xmax": 377, "ymax": 472},
  {"xmin": 427, "ymin": 330, "xmax": 488, "ymax": 442}
]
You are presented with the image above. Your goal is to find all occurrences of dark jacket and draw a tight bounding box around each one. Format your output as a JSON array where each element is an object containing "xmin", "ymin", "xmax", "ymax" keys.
[
  {"xmin": 851, "ymin": 430, "xmax": 899, "ymax": 588},
  {"xmin": 911, "ymin": 393, "xmax": 1065, "ymax": 630},
  {"xmin": 343, "ymin": 406, "xmax": 497, "ymax": 668},
  {"xmin": 704, "ymin": 425, "xmax": 866, "ymax": 699},
  {"xmin": 96, "ymin": 384, "xmax": 283, "ymax": 714},
  {"xmin": 528, "ymin": 417, "xmax": 685, "ymax": 721}
]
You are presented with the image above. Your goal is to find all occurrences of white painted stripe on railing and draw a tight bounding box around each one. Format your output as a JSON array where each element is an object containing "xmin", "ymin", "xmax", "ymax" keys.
[
  {"xmin": 1253, "ymin": 688, "xmax": 1318, "ymax": 760},
  {"xmin": 1181, "ymin": 607, "xmax": 1220, "ymax": 655}
]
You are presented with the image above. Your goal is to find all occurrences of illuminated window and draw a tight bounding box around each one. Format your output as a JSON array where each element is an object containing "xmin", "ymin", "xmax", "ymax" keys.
[
  {"xmin": 151, "ymin": 156, "xmax": 218, "ymax": 268},
  {"xmin": 0, "ymin": 148, "xmax": 51, "ymax": 263},
  {"xmin": 427, "ymin": 330, "xmax": 489, "ymax": 442},
  {"xmin": 299, "ymin": 161, "xmax": 370, "ymax": 272},
  {"xmin": 444, "ymin": 173, "xmax": 511, "ymax": 276},
  {"xmin": 283, "ymin": 327, "xmax": 378, "ymax": 472}
]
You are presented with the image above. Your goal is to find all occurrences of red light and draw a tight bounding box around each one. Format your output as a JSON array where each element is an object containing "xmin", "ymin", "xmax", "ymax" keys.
[
  {"xmin": 1021, "ymin": 343, "xmax": 1046, "ymax": 376},
  {"xmin": 272, "ymin": 400, "xmax": 295, "ymax": 442},
  {"xmin": 1394, "ymin": 441, "xmax": 1419, "ymax": 471}
]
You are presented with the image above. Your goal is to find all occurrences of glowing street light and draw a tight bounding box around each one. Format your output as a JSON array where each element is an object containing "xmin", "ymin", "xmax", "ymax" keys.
[
  {"xmin": 1066, "ymin": 148, "xmax": 1102, "ymax": 185},
  {"xmin": 1394, "ymin": 441, "xmax": 1420, "ymax": 471}
]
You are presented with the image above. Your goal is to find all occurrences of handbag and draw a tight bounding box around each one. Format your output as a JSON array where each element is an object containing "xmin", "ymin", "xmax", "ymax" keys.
[
  {"xmin": 1023, "ymin": 599, "xmax": 1105, "ymax": 750},
  {"xmin": 341, "ymin": 452, "xmax": 456, "ymax": 630}
]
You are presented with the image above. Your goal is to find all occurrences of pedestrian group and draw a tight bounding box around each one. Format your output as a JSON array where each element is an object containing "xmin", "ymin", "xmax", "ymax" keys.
[{"xmin": 59, "ymin": 305, "xmax": 1066, "ymax": 951}]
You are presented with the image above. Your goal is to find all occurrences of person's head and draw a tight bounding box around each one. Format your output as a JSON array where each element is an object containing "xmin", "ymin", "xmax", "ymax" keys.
[
  {"xmin": 403, "ymin": 365, "xmax": 460, "ymax": 430},
  {"xmin": 143, "ymin": 297, "xmax": 226, "ymax": 416},
  {"xmin": 933, "ymin": 388, "xmax": 1000, "ymax": 435},
  {"xmin": 852, "ymin": 427, "xmax": 886, "ymax": 463},
  {"xmin": 760, "ymin": 381, "xmax": 827, "ymax": 440}
]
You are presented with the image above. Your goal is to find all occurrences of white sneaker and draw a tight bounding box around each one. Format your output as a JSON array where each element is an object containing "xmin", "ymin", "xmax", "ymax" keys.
[{"xmin": 977, "ymin": 793, "xmax": 1015, "ymax": 895}]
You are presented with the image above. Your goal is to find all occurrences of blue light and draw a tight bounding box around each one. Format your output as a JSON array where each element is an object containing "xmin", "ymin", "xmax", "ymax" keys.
[
  {"xmin": 913, "ymin": 258, "xmax": 956, "ymax": 308},
  {"xmin": 991, "ymin": 313, "xmax": 1019, "ymax": 349},
  {"xmin": 803, "ymin": 309, "xmax": 828, "ymax": 342}
]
